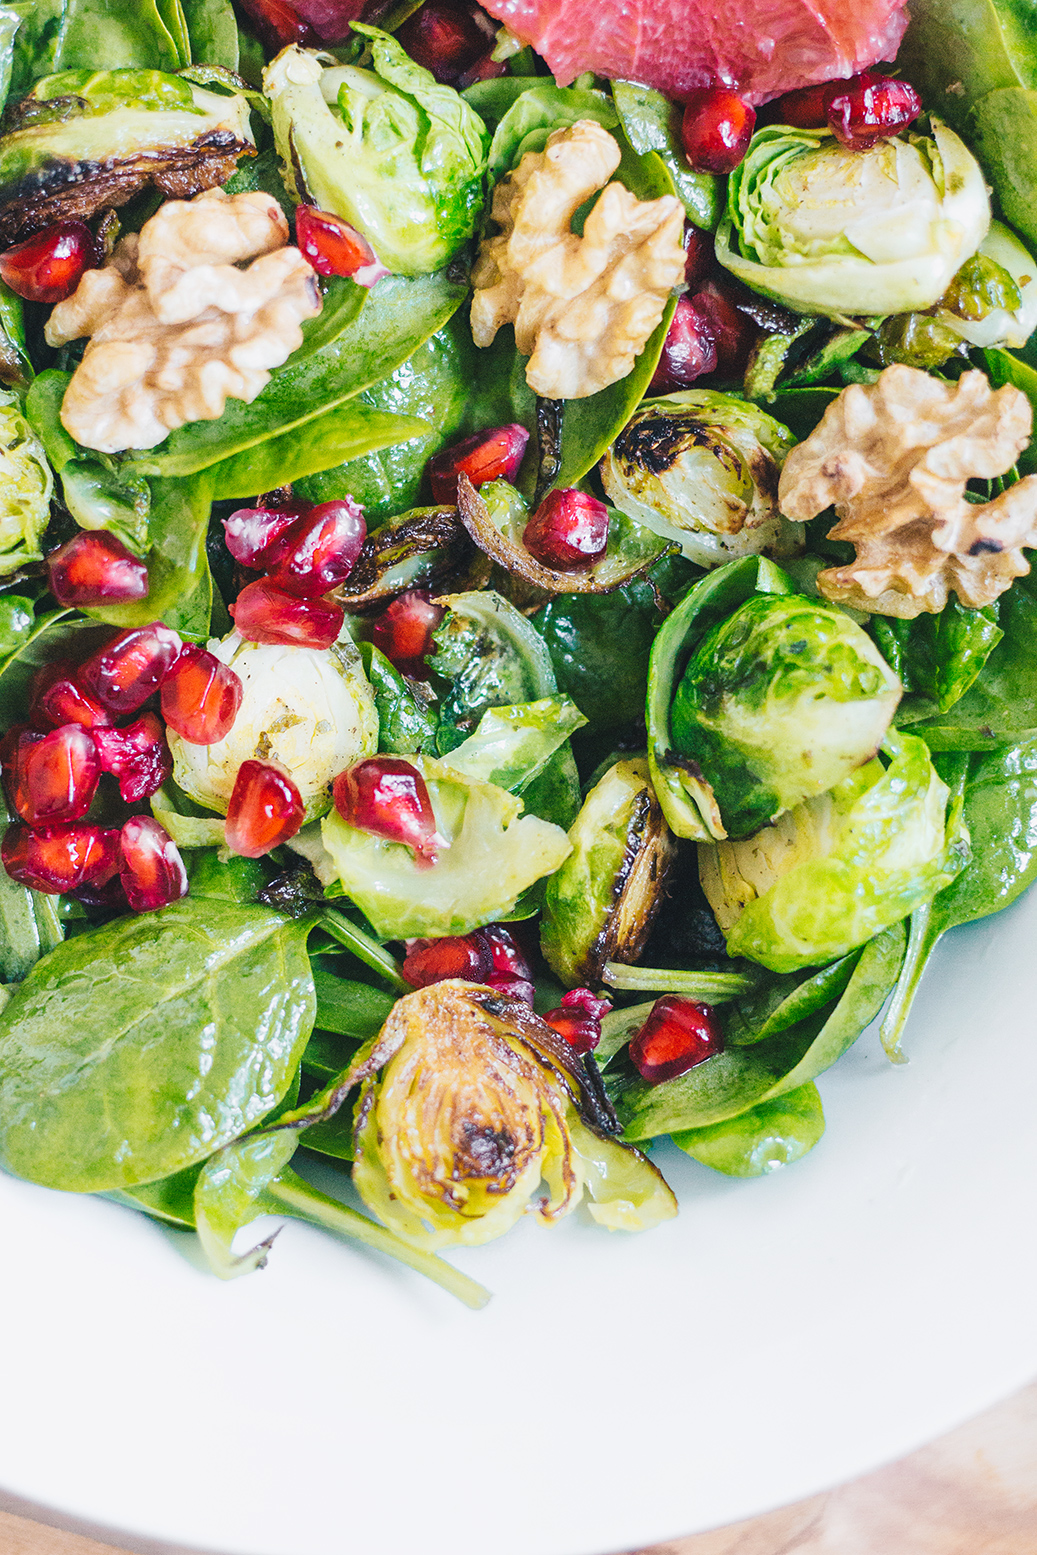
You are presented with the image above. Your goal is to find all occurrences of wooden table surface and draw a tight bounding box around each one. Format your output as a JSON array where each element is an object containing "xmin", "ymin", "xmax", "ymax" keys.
[{"xmin": 4, "ymin": 1378, "xmax": 1036, "ymax": 1555}]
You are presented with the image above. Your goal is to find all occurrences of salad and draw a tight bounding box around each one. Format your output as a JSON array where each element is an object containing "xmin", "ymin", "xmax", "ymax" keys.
[{"xmin": 0, "ymin": 0, "xmax": 1035, "ymax": 1310}]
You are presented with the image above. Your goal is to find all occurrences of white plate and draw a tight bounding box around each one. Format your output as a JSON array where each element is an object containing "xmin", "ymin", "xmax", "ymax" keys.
[{"xmin": 3, "ymin": 885, "xmax": 1036, "ymax": 1555}]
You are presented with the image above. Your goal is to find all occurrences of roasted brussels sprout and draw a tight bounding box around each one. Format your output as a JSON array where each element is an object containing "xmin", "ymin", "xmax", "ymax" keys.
[
  {"xmin": 670, "ymin": 592, "xmax": 902, "ymax": 838},
  {"xmin": 541, "ymin": 759, "xmax": 676, "ymax": 987},
  {"xmin": 0, "ymin": 390, "xmax": 54, "ymax": 574},
  {"xmin": 698, "ymin": 730, "xmax": 966, "ymax": 972},
  {"xmin": 935, "ymin": 222, "xmax": 1037, "ymax": 352},
  {"xmin": 0, "ymin": 70, "xmax": 255, "ymax": 244},
  {"xmin": 320, "ymin": 756, "xmax": 571, "ymax": 937},
  {"xmin": 716, "ymin": 120, "xmax": 990, "ymax": 319},
  {"xmin": 335, "ymin": 505, "xmax": 472, "ymax": 610},
  {"xmin": 351, "ymin": 979, "xmax": 678, "ymax": 1248},
  {"xmin": 600, "ymin": 391, "xmax": 799, "ymax": 568},
  {"xmin": 168, "ymin": 631, "xmax": 378, "ymax": 821},
  {"xmin": 264, "ymin": 30, "xmax": 489, "ymax": 276}
]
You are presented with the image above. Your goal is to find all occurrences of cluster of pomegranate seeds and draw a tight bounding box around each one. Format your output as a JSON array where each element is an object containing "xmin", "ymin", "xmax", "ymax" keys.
[
  {"xmin": 93, "ymin": 714, "xmax": 172, "ymax": 804},
  {"xmin": 0, "ymin": 220, "xmax": 97, "ymax": 304},
  {"xmin": 224, "ymin": 759, "xmax": 305, "ymax": 858},
  {"xmin": 629, "ymin": 996, "xmax": 724, "ymax": 1083},
  {"xmin": 333, "ymin": 757, "xmax": 442, "ymax": 865},
  {"xmin": 402, "ymin": 922, "xmax": 534, "ymax": 1000},
  {"xmin": 230, "ymin": 578, "xmax": 345, "ymax": 650},
  {"xmin": 223, "ymin": 504, "xmax": 304, "ymax": 568},
  {"xmin": 428, "ymin": 424, "xmax": 530, "ymax": 504},
  {"xmin": 370, "ymin": 590, "xmax": 444, "ymax": 678},
  {"xmin": 80, "ymin": 623, "xmax": 183, "ymax": 715},
  {"xmin": 46, "ymin": 531, "xmax": 149, "ymax": 609},
  {"xmin": 650, "ymin": 236, "xmax": 760, "ymax": 392},
  {"xmin": 523, "ymin": 488, "xmax": 610, "ymax": 571},
  {"xmin": 119, "ymin": 815, "xmax": 188, "ymax": 912},
  {"xmin": 396, "ymin": 0, "xmax": 495, "ymax": 84},
  {"xmin": 776, "ymin": 71, "xmax": 921, "ymax": 150},
  {"xmin": 681, "ymin": 88, "xmax": 756, "ymax": 175},
  {"xmin": 30, "ymin": 662, "xmax": 110, "ymax": 732},
  {"xmin": 295, "ymin": 205, "xmax": 376, "ymax": 278},
  {"xmin": 542, "ymin": 988, "xmax": 613, "ymax": 1055},
  {"xmin": 161, "ymin": 645, "xmax": 242, "ymax": 745},
  {"xmin": 223, "ymin": 495, "xmax": 364, "ymax": 648},
  {"xmin": 2, "ymin": 821, "xmax": 120, "ymax": 895}
]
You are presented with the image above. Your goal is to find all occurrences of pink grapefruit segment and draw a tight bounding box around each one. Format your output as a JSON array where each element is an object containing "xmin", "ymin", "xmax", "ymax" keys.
[{"xmin": 478, "ymin": 0, "xmax": 909, "ymax": 106}]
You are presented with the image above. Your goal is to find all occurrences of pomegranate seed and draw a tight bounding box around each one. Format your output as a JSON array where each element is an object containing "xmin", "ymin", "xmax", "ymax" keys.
[
  {"xmin": 295, "ymin": 206, "xmax": 376, "ymax": 278},
  {"xmin": 428, "ymin": 424, "xmax": 530, "ymax": 504},
  {"xmin": 1, "ymin": 726, "xmax": 40, "ymax": 818},
  {"xmin": 650, "ymin": 295, "xmax": 718, "ymax": 393},
  {"xmin": 224, "ymin": 759, "xmax": 305, "ymax": 858},
  {"xmin": 79, "ymin": 623, "xmax": 183, "ymax": 715},
  {"xmin": 15, "ymin": 723, "xmax": 99, "ymax": 826},
  {"xmin": 480, "ymin": 923, "xmax": 533, "ymax": 982},
  {"xmin": 223, "ymin": 504, "xmax": 304, "ymax": 569},
  {"xmin": 234, "ymin": 0, "xmax": 317, "ymax": 51},
  {"xmin": 72, "ymin": 873, "xmax": 130, "ymax": 915},
  {"xmin": 271, "ymin": 498, "xmax": 366, "ymax": 598},
  {"xmin": 46, "ymin": 531, "xmax": 149, "ymax": 608},
  {"xmin": 562, "ymin": 987, "xmax": 613, "ymax": 1021},
  {"xmin": 542, "ymin": 988, "xmax": 612, "ymax": 1055},
  {"xmin": 160, "ymin": 645, "xmax": 242, "ymax": 745},
  {"xmin": 523, "ymin": 488, "xmax": 610, "ymax": 571},
  {"xmin": 396, "ymin": 0, "xmax": 490, "ymax": 83},
  {"xmin": 683, "ymin": 222, "xmax": 713, "ymax": 289},
  {"xmin": 229, "ymin": 578, "xmax": 344, "ymax": 649},
  {"xmin": 775, "ymin": 80, "xmax": 837, "ymax": 129},
  {"xmin": 119, "ymin": 815, "xmax": 188, "ymax": 913},
  {"xmin": 93, "ymin": 713, "xmax": 171, "ymax": 803},
  {"xmin": 333, "ymin": 757, "xmax": 442, "ymax": 865},
  {"xmin": 0, "ymin": 220, "xmax": 97, "ymax": 304},
  {"xmin": 370, "ymin": 590, "xmax": 443, "ymax": 677},
  {"xmin": 692, "ymin": 280, "xmax": 758, "ymax": 378},
  {"xmin": 403, "ymin": 932, "xmax": 491, "ymax": 987},
  {"xmin": 825, "ymin": 72, "xmax": 921, "ymax": 151},
  {"xmin": 681, "ymin": 88, "xmax": 756, "ymax": 175},
  {"xmin": 485, "ymin": 971, "xmax": 536, "ymax": 1003},
  {"xmin": 2, "ymin": 822, "xmax": 120, "ymax": 894},
  {"xmin": 629, "ymin": 995, "xmax": 723, "ymax": 1083},
  {"xmin": 30, "ymin": 662, "xmax": 111, "ymax": 732}
]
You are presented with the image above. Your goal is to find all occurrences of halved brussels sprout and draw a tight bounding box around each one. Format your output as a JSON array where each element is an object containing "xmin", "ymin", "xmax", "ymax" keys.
[
  {"xmin": 264, "ymin": 30, "xmax": 489, "ymax": 276},
  {"xmin": 168, "ymin": 631, "xmax": 378, "ymax": 821},
  {"xmin": 351, "ymin": 979, "xmax": 678, "ymax": 1248},
  {"xmin": 600, "ymin": 391, "xmax": 800, "ymax": 568},
  {"xmin": 716, "ymin": 120, "xmax": 990, "ymax": 319},
  {"xmin": 0, "ymin": 390, "xmax": 53, "ymax": 574},
  {"xmin": 671, "ymin": 591, "xmax": 902, "ymax": 838},
  {"xmin": 320, "ymin": 755, "xmax": 571, "ymax": 937},
  {"xmin": 0, "ymin": 69, "xmax": 255, "ymax": 243},
  {"xmin": 541, "ymin": 758, "xmax": 676, "ymax": 987},
  {"xmin": 698, "ymin": 729, "xmax": 966, "ymax": 973}
]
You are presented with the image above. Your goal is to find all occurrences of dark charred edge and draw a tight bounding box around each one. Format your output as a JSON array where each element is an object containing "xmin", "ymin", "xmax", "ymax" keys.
[
  {"xmin": 613, "ymin": 410, "xmax": 748, "ymax": 483},
  {"xmin": 475, "ymin": 989, "xmax": 618, "ymax": 1137},
  {"xmin": 532, "ymin": 397, "xmax": 563, "ymax": 509},
  {"xmin": 580, "ymin": 788, "xmax": 653, "ymax": 983},
  {"xmin": 335, "ymin": 507, "xmax": 473, "ymax": 610},
  {"xmin": 0, "ymin": 131, "xmax": 253, "ymax": 243},
  {"xmin": 581, "ymin": 1054, "xmax": 621, "ymax": 1135}
]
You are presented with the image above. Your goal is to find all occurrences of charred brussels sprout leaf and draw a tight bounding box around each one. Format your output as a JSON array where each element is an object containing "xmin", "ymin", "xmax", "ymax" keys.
[
  {"xmin": 351, "ymin": 980, "xmax": 676, "ymax": 1248},
  {"xmin": 336, "ymin": 505, "xmax": 471, "ymax": 610},
  {"xmin": 0, "ymin": 389, "xmax": 53, "ymax": 573},
  {"xmin": 541, "ymin": 758, "xmax": 676, "ymax": 987},
  {"xmin": 264, "ymin": 31, "xmax": 488, "ymax": 276}
]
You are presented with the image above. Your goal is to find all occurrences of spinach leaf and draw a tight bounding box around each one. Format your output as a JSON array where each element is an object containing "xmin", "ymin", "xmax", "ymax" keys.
[
  {"xmin": 182, "ymin": 0, "xmax": 238, "ymax": 69},
  {"xmin": 984, "ymin": 347, "xmax": 1037, "ymax": 474},
  {"xmin": 360, "ymin": 643, "xmax": 440, "ymax": 755},
  {"xmin": 108, "ymin": 1162, "xmax": 201, "ymax": 1228},
  {"xmin": 0, "ymin": 594, "xmax": 32, "ymax": 655},
  {"xmin": 312, "ymin": 966, "xmax": 395, "ymax": 1041},
  {"xmin": 0, "ymin": 897, "xmax": 317, "ymax": 1191},
  {"xmin": 876, "ymin": 598, "xmax": 1003, "ymax": 715},
  {"xmin": 611, "ymin": 80, "xmax": 720, "ymax": 229},
  {"xmin": 10, "ymin": 0, "xmax": 189, "ymax": 93},
  {"xmin": 487, "ymin": 82, "xmax": 618, "ymax": 185},
  {"xmin": 97, "ymin": 471, "xmax": 215, "ymax": 630},
  {"xmin": 207, "ymin": 404, "xmax": 431, "ymax": 502},
  {"xmin": 0, "ymin": 790, "xmax": 63, "ymax": 980},
  {"xmin": 673, "ymin": 1083, "xmax": 825, "ymax": 1177}
]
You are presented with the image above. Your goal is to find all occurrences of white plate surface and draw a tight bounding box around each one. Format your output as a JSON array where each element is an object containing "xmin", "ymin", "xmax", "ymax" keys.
[{"xmin": 2, "ymin": 886, "xmax": 1036, "ymax": 1555}]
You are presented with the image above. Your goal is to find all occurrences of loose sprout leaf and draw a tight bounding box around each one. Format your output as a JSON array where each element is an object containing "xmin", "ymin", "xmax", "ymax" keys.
[
  {"xmin": 602, "ymin": 964, "xmax": 756, "ymax": 1001},
  {"xmin": 338, "ymin": 506, "xmax": 471, "ymax": 611},
  {"xmin": 672, "ymin": 1083, "xmax": 825, "ymax": 1178},
  {"xmin": 442, "ymin": 695, "xmax": 587, "ymax": 794}
]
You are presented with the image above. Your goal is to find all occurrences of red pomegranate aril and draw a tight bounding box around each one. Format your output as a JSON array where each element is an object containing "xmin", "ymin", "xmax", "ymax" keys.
[
  {"xmin": 234, "ymin": 0, "xmax": 317, "ymax": 51},
  {"xmin": 692, "ymin": 279, "xmax": 758, "ymax": 378},
  {"xmin": 295, "ymin": 205, "xmax": 376, "ymax": 278},
  {"xmin": 683, "ymin": 222, "xmax": 713, "ymax": 289},
  {"xmin": 118, "ymin": 815, "xmax": 188, "ymax": 913},
  {"xmin": 485, "ymin": 971, "xmax": 536, "ymax": 1004},
  {"xmin": 542, "ymin": 1009, "xmax": 600, "ymax": 1055},
  {"xmin": 650, "ymin": 295, "xmax": 718, "ymax": 393},
  {"xmin": 79, "ymin": 623, "xmax": 183, "ymax": 715},
  {"xmin": 428, "ymin": 424, "xmax": 530, "ymax": 503},
  {"xmin": 479, "ymin": 922, "xmax": 533, "ymax": 982},
  {"xmin": 0, "ymin": 220, "xmax": 97, "ymax": 304},
  {"xmin": 523, "ymin": 488, "xmax": 610, "ymax": 571},
  {"xmin": 272, "ymin": 497, "xmax": 366, "ymax": 597},
  {"xmin": 403, "ymin": 932, "xmax": 492, "ymax": 987},
  {"xmin": 224, "ymin": 759, "xmax": 305, "ymax": 858},
  {"xmin": 562, "ymin": 987, "xmax": 612, "ymax": 1021},
  {"xmin": 223, "ymin": 504, "xmax": 304, "ymax": 569},
  {"xmin": 1, "ymin": 726, "xmax": 40, "ymax": 819},
  {"xmin": 2, "ymin": 822, "xmax": 120, "ymax": 894},
  {"xmin": 370, "ymin": 590, "xmax": 444, "ymax": 676},
  {"xmin": 46, "ymin": 530, "xmax": 149, "ymax": 608},
  {"xmin": 681, "ymin": 88, "xmax": 756, "ymax": 175},
  {"xmin": 160, "ymin": 645, "xmax": 242, "ymax": 745},
  {"xmin": 230, "ymin": 577, "xmax": 344, "ymax": 649},
  {"xmin": 456, "ymin": 52, "xmax": 507, "ymax": 90},
  {"xmin": 17, "ymin": 723, "xmax": 99, "ymax": 826},
  {"xmin": 630, "ymin": 995, "xmax": 723, "ymax": 1083},
  {"xmin": 333, "ymin": 757, "xmax": 442, "ymax": 865},
  {"xmin": 396, "ymin": 0, "xmax": 490, "ymax": 83},
  {"xmin": 30, "ymin": 662, "xmax": 111, "ymax": 732},
  {"xmin": 0, "ymin": 721, "xmax": 34, "ymax": 771},
  {"xmin": 825, "ymin": 71, "xmax": 922, "ymax": 151},
  {"xmin": 93, "ymin": 713, "xmax": 172, "ymax": 803},
  {"xmin": 775, "ymin": 81, "xmax": 834, "ymax": 129}
]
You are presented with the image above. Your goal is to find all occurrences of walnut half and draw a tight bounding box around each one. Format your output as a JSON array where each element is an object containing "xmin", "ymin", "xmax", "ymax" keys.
[
  {"xmin": 45, "ymin": 188, "xmax": 322, "ymax": 454},
  {"xmin": 778, "ymin": 364, "xmax": 1037, "ymax": 617},
  {"xmin": 470, "ymin": 120, "xmax": 685, "ymax": 401}
]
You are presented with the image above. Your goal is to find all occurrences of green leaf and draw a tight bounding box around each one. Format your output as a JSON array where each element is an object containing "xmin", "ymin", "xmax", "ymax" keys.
[
  {"xmin": 182, "ymin": 0, "xmax": 238, "ymax": 69},
  {"xmin": 486, "ymin": 82, "xmax": 618, "ymax": 185},
  {"xmin": 611, "ymin": 79, "xmax": 720, "ymax": 229},
  {"xmin": 0, "ymin": 593, "xmax": 32, "ymax": 654},
  {"xmin": 93, "ymin": 470, "xmax": 214, "ymax": 629},
  {"xmin": 442, "ymin": 695, "xmax": 587, "ymax": 794},
  {"xmin": 207, "ymin": 404, "xmax": 431, "ymax": 501},
  {"xmin": 0, "ymin": 789, "xmax": 63, "ymax": 981},
  {"xmin": 313, "ymin": 967, "xmax": 395, "ymax": 1040},
  {"xmin": 673, "ymin": 1082, "xmax": 825, "ymax": 1177},
  {"xmin": 360, "ymin": 642, "xmax": 440, "ymax": 755},
  {"xmin": 0, "ymin": 898, "xmax": 317, "ymax": 1191}
]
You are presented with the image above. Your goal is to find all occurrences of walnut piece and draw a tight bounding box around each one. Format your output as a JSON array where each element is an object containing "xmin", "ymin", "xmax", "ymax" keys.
[
  {"xmin": 778, "ymin": 365, "xmax": 1037, "ymax": 617},
  {"xmin": 470, "ymin": 120, "xmax": 685, "ymax": 400},
  {"xmin": 45, "ymin": 188, "xmax": 322, "ymax": 454}
]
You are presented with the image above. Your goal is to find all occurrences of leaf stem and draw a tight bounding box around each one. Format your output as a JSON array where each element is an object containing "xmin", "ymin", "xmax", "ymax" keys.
[
  {"xmin": 602, "ymin": 962, "xmax": 756, "ymax": 1001},
  {"xmin": 319, "ymin": 909, "xmax": 409, "ymax": 993}
]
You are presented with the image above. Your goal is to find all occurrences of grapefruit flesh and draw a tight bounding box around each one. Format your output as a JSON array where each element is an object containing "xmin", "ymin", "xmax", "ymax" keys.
[{"xmin": 477, "ymin": 0, "xmax": 910, "ymax": 105}]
